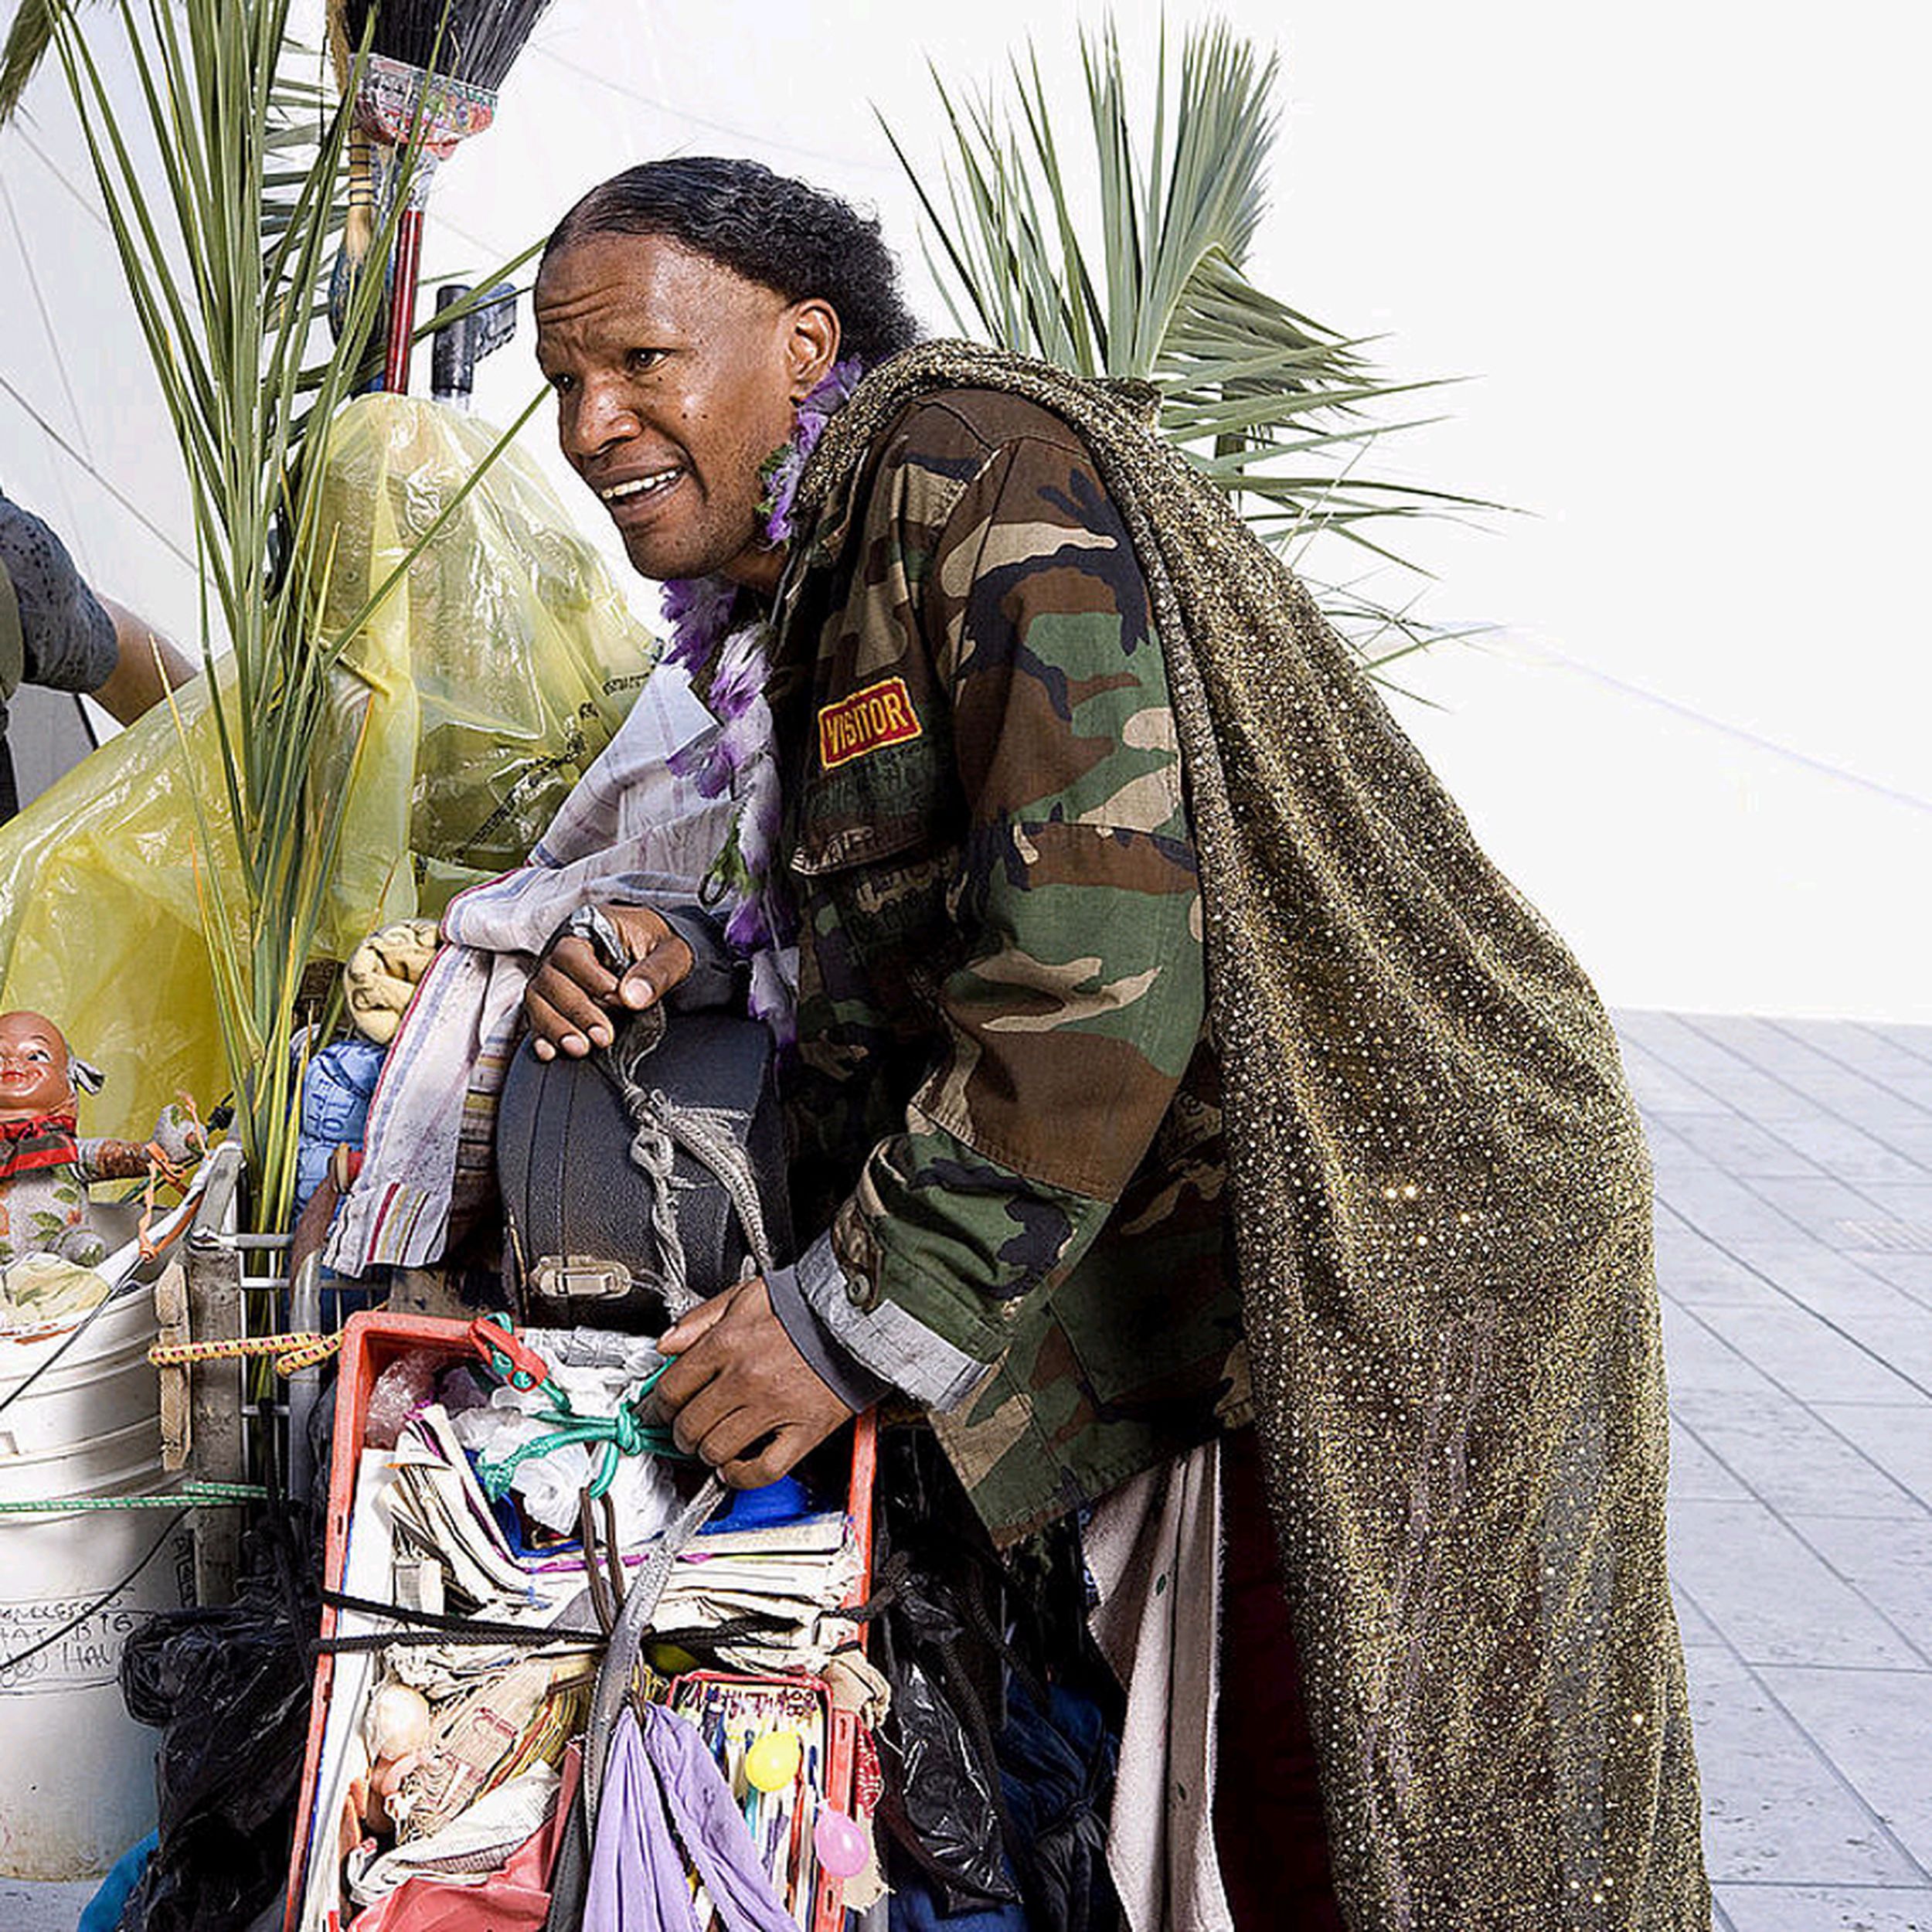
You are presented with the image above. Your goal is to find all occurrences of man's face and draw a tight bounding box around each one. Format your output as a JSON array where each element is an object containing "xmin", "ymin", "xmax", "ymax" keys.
[
  {"xmin": 0, "ymin": 1012, "xmax": 73, "ymax": 1121},
  {"xmin": 534, "ymin": 232, "xmax": 838, "ymax": 590}
]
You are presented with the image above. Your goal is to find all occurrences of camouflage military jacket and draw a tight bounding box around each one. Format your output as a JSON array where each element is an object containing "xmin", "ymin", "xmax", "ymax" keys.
[{"xmin": 769, "ymin": 388, "xmax": 1250, "ymax": 1544}]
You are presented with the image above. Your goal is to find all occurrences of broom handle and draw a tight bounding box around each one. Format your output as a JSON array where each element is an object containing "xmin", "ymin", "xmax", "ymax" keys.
[{"xmin": 383, "ymin": 206, "xmax": 426, "ymax": 393}]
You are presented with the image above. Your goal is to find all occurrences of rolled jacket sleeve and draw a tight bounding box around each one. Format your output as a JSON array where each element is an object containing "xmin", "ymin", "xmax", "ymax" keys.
[{"xmin": 814, "ymin": 417, "xmax": 1206, "ymax": 1385}]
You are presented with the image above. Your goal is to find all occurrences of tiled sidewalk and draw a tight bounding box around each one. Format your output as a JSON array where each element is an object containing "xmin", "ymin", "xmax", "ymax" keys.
[
  {"xmin": 1620, "ymin": 1009, "xmax": 1932, "ymax": 1932},
  {"xmin": 7, "ymin": 1010, "xmax": 1930, "ymax": 1932}
]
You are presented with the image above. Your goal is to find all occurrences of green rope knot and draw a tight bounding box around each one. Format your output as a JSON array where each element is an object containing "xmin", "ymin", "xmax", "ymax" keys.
[{"xmin": 472, "ymin": 1356, "xmax": 690, "ymax": 1506}]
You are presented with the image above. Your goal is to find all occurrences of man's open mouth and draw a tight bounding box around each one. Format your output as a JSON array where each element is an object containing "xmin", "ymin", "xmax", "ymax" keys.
[{"xmin": 598, "ymin": 467, "xmax": 682, "ymax": 509}]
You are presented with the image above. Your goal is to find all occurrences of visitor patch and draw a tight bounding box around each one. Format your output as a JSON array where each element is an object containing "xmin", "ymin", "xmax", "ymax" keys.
[{"xmin": 818, "ymin": 675, "xmax": 922, "ymax": 770}]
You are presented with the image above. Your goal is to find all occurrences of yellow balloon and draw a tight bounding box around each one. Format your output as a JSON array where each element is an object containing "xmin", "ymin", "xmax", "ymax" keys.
[{"xmin": 744, "ymin": 1727, "xmax": 802, "ymax": 1793}]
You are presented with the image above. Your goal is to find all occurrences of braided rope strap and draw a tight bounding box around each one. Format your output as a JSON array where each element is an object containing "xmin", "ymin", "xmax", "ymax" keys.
[{"xmin": 148, "ymin": 1330, "xmax": 343, "ymax": 1376}]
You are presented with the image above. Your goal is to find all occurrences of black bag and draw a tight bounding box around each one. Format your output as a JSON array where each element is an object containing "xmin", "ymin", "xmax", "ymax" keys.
[
  {"xmin": 115, "ymin": 1513, "xmax": 317, "ymax": 1932},
  {"xmin": 495, "ymin": 1008, "xmax": 792, "ymax": 1331}
]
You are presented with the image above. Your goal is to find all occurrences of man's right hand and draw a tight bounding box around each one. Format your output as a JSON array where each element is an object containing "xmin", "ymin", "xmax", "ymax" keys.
[{"xmin": 522, "ymin": 904, "xmax": 696, "ymax": 1061}]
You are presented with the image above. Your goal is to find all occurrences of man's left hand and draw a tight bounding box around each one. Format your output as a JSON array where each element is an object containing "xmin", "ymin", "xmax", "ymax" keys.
[{"xmin": 652, "ymin": 1277, "xmax": 854, "ymax": 1487}]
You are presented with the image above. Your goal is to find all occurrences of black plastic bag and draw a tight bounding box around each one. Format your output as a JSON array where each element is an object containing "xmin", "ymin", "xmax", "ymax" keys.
[
  {"xmin": 871, "ymin": 1425, "xmax": 1128, "ymax": 1930},
  {"xmin": 115, "ymin": 1505, "xmax": 318, "ymax": 1931},
  {"xmin": 870, "ymin": 1436, "xmax": 1022, "ymax": 1913},
  {"xmin": 876, "ymin": 1613, "xmax": 1019, "ymax": 1910}
]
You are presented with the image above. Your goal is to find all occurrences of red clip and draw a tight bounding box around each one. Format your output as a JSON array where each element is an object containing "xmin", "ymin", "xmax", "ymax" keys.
[{"xmin": 468, "ymin": 1314, "xmax": 549, "ymax": 1393}]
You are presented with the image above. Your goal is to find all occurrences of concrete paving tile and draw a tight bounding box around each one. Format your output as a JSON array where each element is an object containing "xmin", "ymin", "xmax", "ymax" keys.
[
  {"xmin": 1838, "ymin": 1182, "xmax": 1932, "ymax": 1232},
  {"xmin": 1651, "ymin": 1029, "xmax": 1832, "ymax": 1122},
  {"xmin": 1717, "ymin": 1883, "xmax": 1932, "ymax": 1931},
  {"xmin": 1759, "ymin": 1667, "xmax": 1932, "ymax": 1873},
  {"xmin": 1668, "ymin": 1416, "xmax": 1754, "ymax": 1502},
  {"xmin": 1696, "ymin": 1012, "xmax": 1836, "ymax": 1061},
  {"xmin": 1866, "ymin": 1022, "xmax": 1932, "ymax": 1069},
  {"xmin": 1774, "ymin": 1117, "xmax": 1930, "ymax": 1187},
  {"xmin": 1716, "ymin": 1242, "xmax": 1928, "ymax": 1322},
  {"xmin": 1670, "ymin": 1389, "xmax": 1927, "ymax": 1519},
  {"xmin": 1663, "ymin": 1168, "xmax": 1813, "ymax": 1243},
  {"xmin": 1632, "ymin": 1012, "xmax": 1768, "ymax": 1069},
  {"xmin": 1787, "ymin": 1515, "xmax": 1932, "ymax": 1671},
  {"xmin": 1702, "ymin": 1307, "xmax": 1923, "ymax": 1406},
  {"xmin": 1831, "ymin": 1319, "xmax": 1932, "ymax": 1390},
  {"xmin": 1794, "ymin": 1017, "xmax": 1932, "ymax": 1082},
  {"xmin": 1668, "ymin": 1500, "xmax": 1921, "ymax": 1668},
  {"xmin": 1689, "ymin": 1067, "xmax": 1823, "ymax": 1126},
  {"xmin": 1868, "ymin": 1123, "xmax": 1932, "ymax": 1175},
  {"xmin": 1695, "ymin": 1026, "xmax": 1931, "ymax": 1129},
  {"xmin": 1621, "ymin": 1042, "xmax": 1736, "ymax": 1118},
  {"xmin": 1682, "ymin": 1646, "xmax": 1919, "ymax": 1885},
  {"xmin": 1674, "ymin": 1583, "xmax": 1724, "ymax": 1646},
  {"xmin": 1750, "ymin": 1175, "xmax": 1903, "ymax": 1241},
  {"xmin": 0, "ymin": 1879, "xmax": 96, "ymax": 1930},
  {"xmin": 1669, "ymin": 1113, "xmax": 1825, "ymax": 1179},
  {"xmin": 1809, "ymin": 1407, "xmax": 1932, "ymax": 1510},
  {"xmin": 1653, "ymin": 1222, "xmax": 1787, "ymax": 1308},
  {"xmin": 1787, "ymin": 1077, "xmax": 1932, "ymax": 1132},
  {"xmin": 1848, "ymin": 1253, "xmax": 1932, "ymax": 1306},
  {"xmin": 1704, "ymin": 1015, "xmax": 1910, "ymax": 1085},
  {"xmin": 1638, "ymin": 1119, "xmax": 1718, "ymax": 1172},
  {"xmin": 1878, "ymin": 1074, "xmax": 1932, "ymax": 1121},
  {"xmin": 1662, "ymin": 1302, "xmax": 1785, "ymax": 1395},
  {"xmin": 1818, "ymin": 1305, "xmax": 1932, "ymax": 1371}
]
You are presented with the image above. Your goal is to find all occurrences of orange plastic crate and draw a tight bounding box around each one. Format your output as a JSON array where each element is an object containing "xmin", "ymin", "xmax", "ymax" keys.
[{"xmin": 284, "ymin": 1308, "xmax": 877, "ymax": 1930}]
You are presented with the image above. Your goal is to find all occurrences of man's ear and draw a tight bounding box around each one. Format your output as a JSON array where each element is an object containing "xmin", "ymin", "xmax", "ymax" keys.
[{"xmin": 785, "ymin": 298, "xmax": 842, "ymax": 399}]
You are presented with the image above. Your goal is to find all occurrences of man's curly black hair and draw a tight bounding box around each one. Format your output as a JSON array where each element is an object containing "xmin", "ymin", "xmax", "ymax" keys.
[{"xmin": 542, "ymin": 157, "xmax": 923, "ymax": 370}]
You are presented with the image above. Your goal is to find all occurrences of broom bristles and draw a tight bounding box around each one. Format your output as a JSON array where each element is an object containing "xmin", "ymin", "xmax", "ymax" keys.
[{"xmin": 343, "ymin": 0, "xmax": 552, "ymax": 92}]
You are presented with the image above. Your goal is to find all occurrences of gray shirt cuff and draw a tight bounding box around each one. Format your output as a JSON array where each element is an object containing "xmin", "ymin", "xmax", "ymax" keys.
[
  {"xmin": 768, "ymin": 1230, "xmax": 989, "ymax": 1413},
  {"xmin": 765, "ymin": 1253, "xmax": 892, "ymax": 1414}
]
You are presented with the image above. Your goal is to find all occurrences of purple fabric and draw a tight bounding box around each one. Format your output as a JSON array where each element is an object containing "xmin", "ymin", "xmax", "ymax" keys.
[{"xmin": 583, "ymin": 1706, "xmax": 798, "ymax": 1932}]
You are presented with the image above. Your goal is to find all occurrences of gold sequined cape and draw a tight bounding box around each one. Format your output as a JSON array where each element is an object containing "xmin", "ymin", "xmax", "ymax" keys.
[{"xmin": 798, "ymin": 343, "xmax": 1710, "ymax": 1932}]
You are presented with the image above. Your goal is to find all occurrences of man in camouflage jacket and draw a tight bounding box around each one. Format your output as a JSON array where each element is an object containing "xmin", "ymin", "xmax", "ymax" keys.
[
  {"xmin": 526, "ymin": 168, "xmax": 1245, "ymax": 1548},
  {"xmin": 526, "ymin": 159, "xmax": 1328, "ymax": 1928},
  {"xmin": 522, "ymin": 156, "xmax": 1706, "ymax": 1932}
]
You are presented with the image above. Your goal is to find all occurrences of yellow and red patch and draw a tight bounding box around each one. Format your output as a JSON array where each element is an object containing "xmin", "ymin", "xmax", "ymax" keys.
[{"xmin": 818, "ymin": 675, "xmax": 923, "ymax": 770}]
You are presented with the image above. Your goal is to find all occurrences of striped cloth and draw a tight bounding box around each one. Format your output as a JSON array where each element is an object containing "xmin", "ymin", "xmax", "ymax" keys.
[{"xmin": 325, "ymin": 663, "xmax": 742, "ymax": 1276}]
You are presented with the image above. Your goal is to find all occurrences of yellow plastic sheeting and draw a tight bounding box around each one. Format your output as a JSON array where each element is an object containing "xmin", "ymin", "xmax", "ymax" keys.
[{"xmin": 0, "ymin": 395, "xmax": 658, "ymax": 1138}]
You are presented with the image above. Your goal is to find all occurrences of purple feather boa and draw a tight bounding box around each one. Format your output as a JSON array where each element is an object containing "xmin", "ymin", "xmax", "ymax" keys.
[{"xmin": 657, "ymin": 356, "xmax": 865, "ymax": 1037}]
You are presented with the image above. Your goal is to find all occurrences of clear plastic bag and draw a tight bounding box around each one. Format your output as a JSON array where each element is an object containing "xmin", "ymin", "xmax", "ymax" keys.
[{"xmin": 0, "ymin": 396, "xmax": 658, "ymax": 1137}]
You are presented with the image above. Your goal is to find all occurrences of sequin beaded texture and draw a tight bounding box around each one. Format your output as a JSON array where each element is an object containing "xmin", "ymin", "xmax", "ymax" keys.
[{"xmin": 792, "ymin": 345, "xmax": 1710, "ymax": 1932}]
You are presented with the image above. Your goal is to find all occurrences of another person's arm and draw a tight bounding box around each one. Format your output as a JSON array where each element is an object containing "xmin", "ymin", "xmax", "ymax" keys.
[
  {"xmin": 0, "ymin": 495, "xmax": 189, "ymax": 723},
  {"xmin": 90, "ymin": 594, "xmax": 195, "ymax": 725}
]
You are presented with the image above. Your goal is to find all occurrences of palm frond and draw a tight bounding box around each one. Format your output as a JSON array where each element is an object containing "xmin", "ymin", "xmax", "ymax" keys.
[
  {"xmin": 0, "ymin": 0, "xmax": 94, "ymax": 121},
  {"xmin": 34, "ymin": 0, "xmax": 533, "ymax": 1228},
  {"xmin": 882, "ymin": 17, "xmax": 1502, "ymax": 665}
]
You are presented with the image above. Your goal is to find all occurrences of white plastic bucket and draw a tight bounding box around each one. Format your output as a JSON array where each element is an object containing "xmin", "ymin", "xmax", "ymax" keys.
[{"xmin": 0, "ymin": 1287, "xmax": 193, "ymax": 1880}]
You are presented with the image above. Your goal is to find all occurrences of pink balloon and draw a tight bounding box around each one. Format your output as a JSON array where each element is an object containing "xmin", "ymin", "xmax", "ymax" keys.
[{"xmin": 812, "ymin": 1807, "xmax": 870, "ymax": 1879}]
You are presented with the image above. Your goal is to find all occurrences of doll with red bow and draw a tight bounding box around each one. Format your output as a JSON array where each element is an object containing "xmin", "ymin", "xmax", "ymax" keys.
[{"xmin": 0, "ymin": 1009, "xmax": 203, "ymax": 1277}]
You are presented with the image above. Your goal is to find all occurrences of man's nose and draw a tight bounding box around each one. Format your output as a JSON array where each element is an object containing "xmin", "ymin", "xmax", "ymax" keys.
[{"xmin": 564, "ymin": 377, "xmax": 642, "ymax": 461}]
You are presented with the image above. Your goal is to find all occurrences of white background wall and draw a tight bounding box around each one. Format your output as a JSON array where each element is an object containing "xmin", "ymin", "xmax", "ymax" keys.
[{"xmin": 2, "ymin": 1, "xmax": 1925, "ymax": 1017}]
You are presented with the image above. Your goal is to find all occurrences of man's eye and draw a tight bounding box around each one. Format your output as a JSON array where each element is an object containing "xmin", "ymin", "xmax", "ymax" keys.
[
  {"xmin": 24, "ymin": 1049, "xmax": 49, "ymax": 1063},
  {"xmin": 627, "ymin": 349, "xmax": 665, "ymax": 376},
  {"xmin": 547, "ymin": 372, "xmax": 577, "ymax": 396}
]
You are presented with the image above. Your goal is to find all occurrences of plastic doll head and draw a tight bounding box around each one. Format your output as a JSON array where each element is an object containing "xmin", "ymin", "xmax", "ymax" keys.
[{"xmin": 0, "ymin": 1012, "xmax": 79, "ymax": 1122}]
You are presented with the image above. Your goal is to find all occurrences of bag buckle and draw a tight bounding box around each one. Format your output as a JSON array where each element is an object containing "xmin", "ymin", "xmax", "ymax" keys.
[{"xmin": 528, "ymin": 1254, "xmax": 633, "ymax": 1303}]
